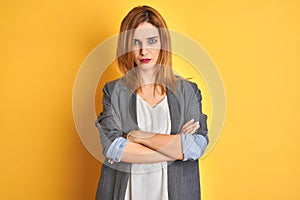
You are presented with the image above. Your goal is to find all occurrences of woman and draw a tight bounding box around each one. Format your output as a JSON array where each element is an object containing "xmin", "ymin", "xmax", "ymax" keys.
[{"xmin": 95, "ymin": 5, "xmax": 208, "ymax": 200}]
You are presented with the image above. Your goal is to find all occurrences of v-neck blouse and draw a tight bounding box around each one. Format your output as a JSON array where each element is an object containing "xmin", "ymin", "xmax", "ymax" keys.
[{"xmin": 124, "ymin": 95, "xmax": 171, "ymax": 200}]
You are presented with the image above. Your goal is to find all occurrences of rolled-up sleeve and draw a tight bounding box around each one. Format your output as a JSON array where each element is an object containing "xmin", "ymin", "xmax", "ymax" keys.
[
  {"xmin": 95, "ymin": 82, "xmax": 126, "ymax": 159},
  {"xmin": 181, "ymin": 81, "xmax": 209, "ymax": 161},
  {"xmin": 181, "ymin": 134, "xmax": 207, "ymax": 161},
  {"xmin": 105, "ymin": 137, "xmax": 128, "ymax": 162}
]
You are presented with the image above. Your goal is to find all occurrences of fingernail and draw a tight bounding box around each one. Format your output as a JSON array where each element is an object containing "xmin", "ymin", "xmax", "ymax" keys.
[
  {"xmin": 195, "ymin": 121, "xmax": 199, "ymax": 125},
  {"xmin": 190, "ymin": 119, "xmax": 195, "ymax": 122}
]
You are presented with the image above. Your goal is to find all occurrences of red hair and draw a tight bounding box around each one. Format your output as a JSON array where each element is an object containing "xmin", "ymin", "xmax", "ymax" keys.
[{"xmin": 116, "ymin": 5, "xmax": 177, "ymax": 93}]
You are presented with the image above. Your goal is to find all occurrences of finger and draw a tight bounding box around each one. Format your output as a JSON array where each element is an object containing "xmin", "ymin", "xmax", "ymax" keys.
[
  {"xmin": 128, "ymin": 135, "xmax": 135, "ymax": 142},
  {"xmin": 184, "ymin": 121, "xmax": 199, "ymax": 130},
  {"xmin": 183, "ymin": 119, "xmax": 195, "ymax": 128},
  {"xmin": 108, "ymin": 159, "xmax": 115, "ymax": 164},
  {"xmin": 181, "ymin": 119, "xmax": 195, "ymax": 130},
  {"xmin": 182, "ymin": 122, "xmax": 197, "ymax": 133},
  {"xmin": 184, "ymin": 126, "xmax": 195, "ymax": 134},
  {"xmin": 191, "ymin": 123, "xmax": 200, "ymax": 133},
  {"xmin": 183, "ymin": 122, "xmax": 200, "ymax": 134}
]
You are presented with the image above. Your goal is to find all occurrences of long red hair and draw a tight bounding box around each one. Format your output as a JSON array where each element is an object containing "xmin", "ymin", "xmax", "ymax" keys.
[{"xmin": 116, "ymin": 5, "xmax": 177, "ymax": 93}]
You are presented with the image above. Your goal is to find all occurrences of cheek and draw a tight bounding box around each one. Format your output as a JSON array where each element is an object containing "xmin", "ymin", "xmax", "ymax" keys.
[{"xmin": 152, "ymin": 49, "xmax": 160, "ymax": 59}]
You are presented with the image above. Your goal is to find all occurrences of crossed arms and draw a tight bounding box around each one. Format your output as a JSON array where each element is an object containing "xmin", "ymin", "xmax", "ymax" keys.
[{"xmin": 95, "ymin": 81, "xmax": 208, "ymax": 164}]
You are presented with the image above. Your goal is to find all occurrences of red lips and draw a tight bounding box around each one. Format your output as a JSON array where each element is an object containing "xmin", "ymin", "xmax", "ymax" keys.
[{"xmin": 140, "ymin": 58, "xmax": 151, "ymax": 64}]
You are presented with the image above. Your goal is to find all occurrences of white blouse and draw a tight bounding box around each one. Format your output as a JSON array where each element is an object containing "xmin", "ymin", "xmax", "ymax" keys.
[{"xmin": 124, "ymin": 94, "xmax": 171, "ymax": 200}]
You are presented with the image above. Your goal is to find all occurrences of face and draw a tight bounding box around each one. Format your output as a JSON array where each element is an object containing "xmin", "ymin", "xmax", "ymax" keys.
[{"xmin": 132, "ymin": 22, "xmax": 161, "ymax": 70}]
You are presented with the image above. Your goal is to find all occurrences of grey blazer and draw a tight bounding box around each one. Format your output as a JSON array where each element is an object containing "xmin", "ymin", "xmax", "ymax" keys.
[{"xmin": 95, "ymin": 76, "xmax": 208, "ymax": 200}]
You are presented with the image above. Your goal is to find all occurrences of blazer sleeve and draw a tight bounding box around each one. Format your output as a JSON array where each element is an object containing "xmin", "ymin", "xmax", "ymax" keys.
[
  {"xmin": 188, "ymin": 81, "xmax": 209, "ymax": 143},
  {"xmin": 94, "ymin": 82, "xmax": 127, "ymax": 159},
  {"xmin": 181, "ymin": 81, "xmax": 209, "ymax": 160}
]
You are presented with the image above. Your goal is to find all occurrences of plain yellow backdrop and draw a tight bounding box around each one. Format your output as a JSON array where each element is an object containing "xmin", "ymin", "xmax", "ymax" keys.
[{"xmin": 1, "ymin": 0, "xmax": 300, "ymax": 199}]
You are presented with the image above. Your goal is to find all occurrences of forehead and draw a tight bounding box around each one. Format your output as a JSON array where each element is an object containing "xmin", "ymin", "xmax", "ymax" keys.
[{"xmin": 133, "ymin": 22, "xmax": 160, "ymax": 39}]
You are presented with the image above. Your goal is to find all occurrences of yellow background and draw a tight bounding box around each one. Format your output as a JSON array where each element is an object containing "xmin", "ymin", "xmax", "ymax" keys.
[{"xmin": 1, "ymin": 0, "xmax": 299, "ymax": 199}]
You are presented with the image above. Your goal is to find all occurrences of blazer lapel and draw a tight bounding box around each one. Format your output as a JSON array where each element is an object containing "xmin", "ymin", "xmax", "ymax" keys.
[
  {"xmin": 129, "ymin": 92, "xmax": 137, "ymax": 126},
  {"xmin": 122, "ymin": 83, "xmax": 181, "ymax": 135},
  {"xmin": 167, "ymin": 87, "xmax": 181, "ymax": 135}
]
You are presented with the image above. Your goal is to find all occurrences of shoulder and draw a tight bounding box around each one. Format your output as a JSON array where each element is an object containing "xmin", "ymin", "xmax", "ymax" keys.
[
  {"xmin": 175, "ymin": 76, "xmax": 200, "ymax": 93},
  {"xmin": 102, "ymin": 77, "xmax": 127, "ymax": 94},
  {"xmin": 174, "ymin": 77, "xmax": 203, "ymax": 102}
]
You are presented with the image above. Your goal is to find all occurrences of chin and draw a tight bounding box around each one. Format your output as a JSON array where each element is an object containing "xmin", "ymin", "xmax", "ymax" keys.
[{"xmin": 138, "ymin": 63, "xmax": 156, "ymax": 70}]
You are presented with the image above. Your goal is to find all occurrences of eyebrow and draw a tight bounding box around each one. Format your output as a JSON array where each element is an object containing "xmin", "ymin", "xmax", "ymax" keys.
[
  {"xmin": 133, "ymin": 36, "xmax": 159, "ymax": 40},
  {"xmin": 147, "ymin": 36, "xmax": 159, "ymax": 40}
]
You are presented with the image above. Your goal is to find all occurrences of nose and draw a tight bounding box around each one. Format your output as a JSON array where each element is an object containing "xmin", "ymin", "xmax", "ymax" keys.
[{"xmin": 140, "ymin": 43, "xmax": 149, "ymax": 56}]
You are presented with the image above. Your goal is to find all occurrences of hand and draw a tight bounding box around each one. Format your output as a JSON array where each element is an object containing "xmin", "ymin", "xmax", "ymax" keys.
[
  {"xmin": 127, "ymin": 130, "xmax": 155, "ymax": 143},
  {"xmin": 127, "ymin": 130, "xmax": 140, "ymax": 142},
  {"xmin": 180, "ymin": 119, "xmax": 200, "ymax": 134}
]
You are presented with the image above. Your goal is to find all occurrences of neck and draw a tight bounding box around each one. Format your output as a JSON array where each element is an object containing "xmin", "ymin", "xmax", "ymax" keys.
[{"xmin": 138, "ymin": 68, "xmax": 156, "ymax": 86}]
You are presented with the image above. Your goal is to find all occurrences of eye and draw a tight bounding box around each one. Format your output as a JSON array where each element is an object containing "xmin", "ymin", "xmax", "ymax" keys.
[
  {"xmin": 133, "ymin": 39, "xmax": 140, "ymax": 45},
  {"xmin": 148, "ymin": 38, "xmax": 157, "ymax": 44}
]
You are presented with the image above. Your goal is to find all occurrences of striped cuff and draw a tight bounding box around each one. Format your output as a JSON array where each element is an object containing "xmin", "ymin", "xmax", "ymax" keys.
[
  {"xmin": 105, "ymin": 137, "xmax": 128, "ymax": 162},
  {"xmin": 181, "ymin": 134, "xmax": 208, "ymax": 161}
]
